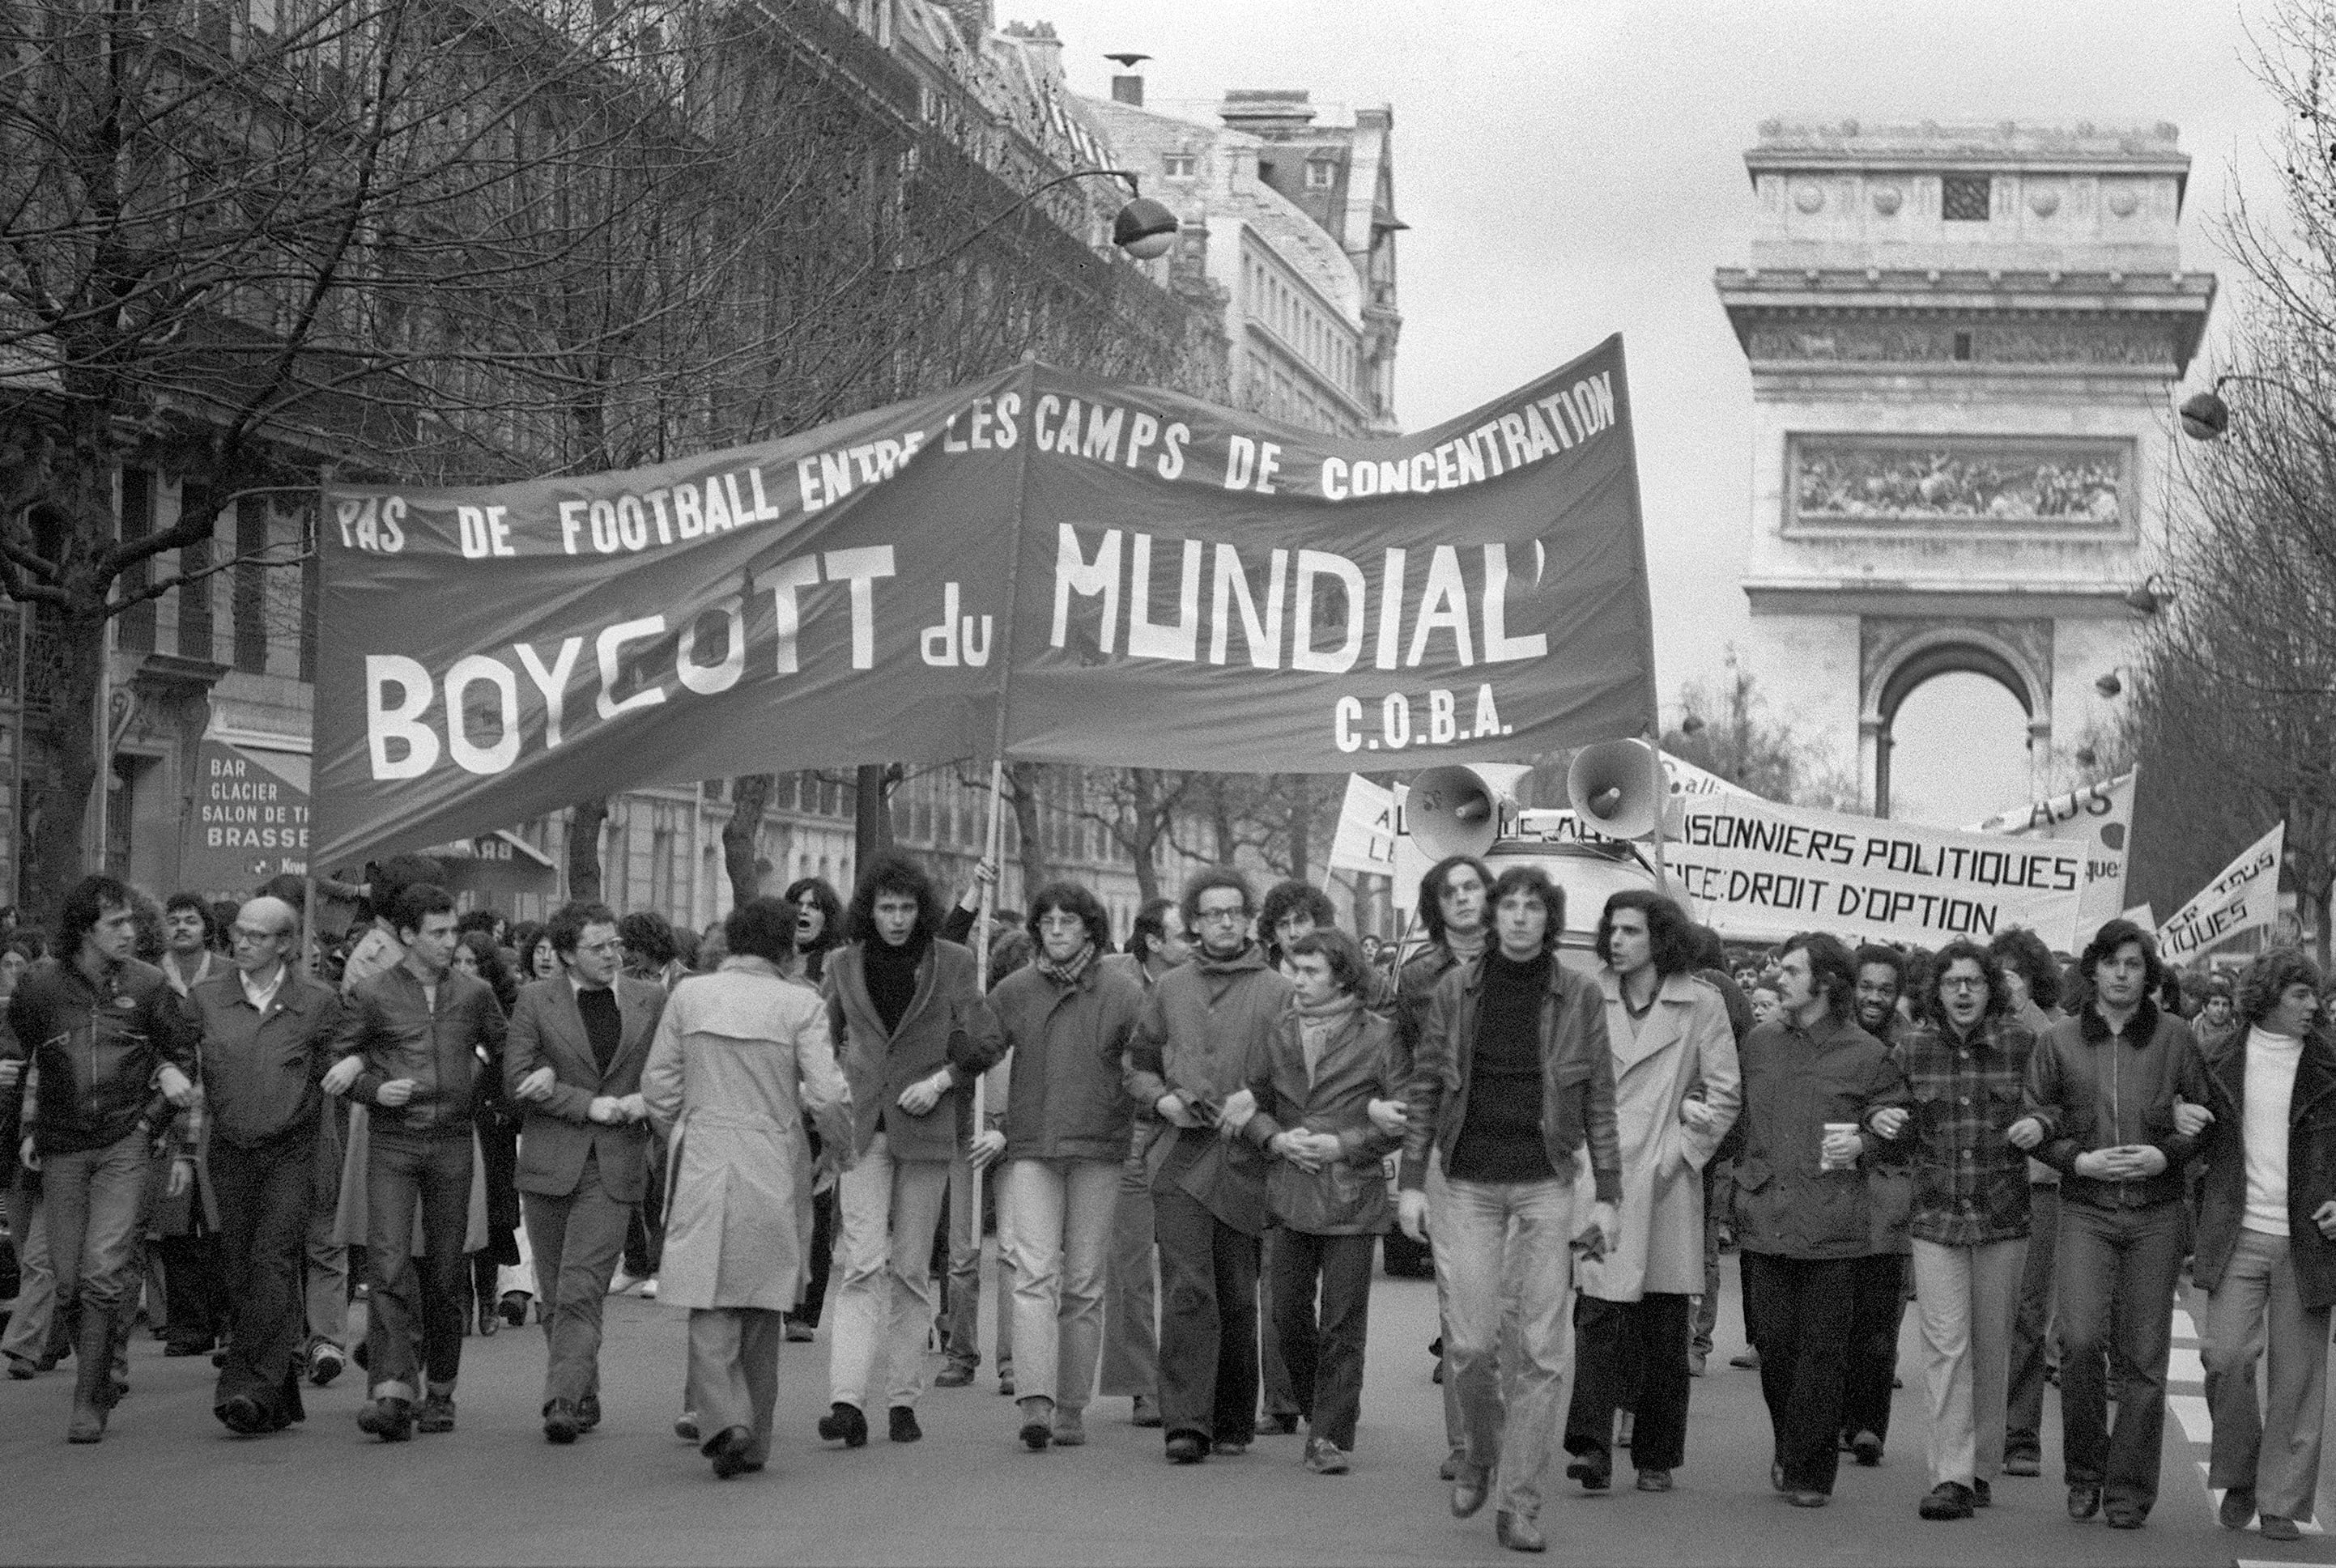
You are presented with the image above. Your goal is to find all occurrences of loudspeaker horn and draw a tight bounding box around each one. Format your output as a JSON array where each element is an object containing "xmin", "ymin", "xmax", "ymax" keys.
[
  {"xmin": 1566, "ymin": 739, "xmax": 1663, "ymax": 842},
  {"xmin": 1406, "ymin": 764, "xmax": 1533, "ymax": 861}
]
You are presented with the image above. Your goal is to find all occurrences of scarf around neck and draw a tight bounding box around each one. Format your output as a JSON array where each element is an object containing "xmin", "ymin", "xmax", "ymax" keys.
[{"xmin": 1035, "ymin": 941, "xmax": 1096, "ymax": 988}]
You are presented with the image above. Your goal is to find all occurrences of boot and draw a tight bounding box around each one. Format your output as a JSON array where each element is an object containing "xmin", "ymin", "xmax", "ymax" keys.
[{"xmin": 67, "ymin": 1305, "xmax": 116, "ymax": 1443}]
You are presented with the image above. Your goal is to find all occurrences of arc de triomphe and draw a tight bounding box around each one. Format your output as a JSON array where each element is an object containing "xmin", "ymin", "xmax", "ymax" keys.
[{"xmin": 1714, "ymin": 121, "xmax": 2215, "ymax": 816}]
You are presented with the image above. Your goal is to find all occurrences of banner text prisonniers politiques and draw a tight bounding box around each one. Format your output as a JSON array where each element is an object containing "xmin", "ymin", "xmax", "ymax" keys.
[{"xmin": 313, "ymin": 338, "xmax": 1657, "ymax": 865}]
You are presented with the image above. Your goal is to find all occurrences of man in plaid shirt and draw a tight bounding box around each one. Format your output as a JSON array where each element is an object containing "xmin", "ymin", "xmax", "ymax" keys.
[{"xmin": 1870, "ymin": 937, "xmax": 2045, "ymax": 1521}]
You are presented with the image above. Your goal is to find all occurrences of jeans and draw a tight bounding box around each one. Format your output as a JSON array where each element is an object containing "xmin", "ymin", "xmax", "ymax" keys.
[
  {"xmin": 1270, "ymin": 1230, "xmax": 1376, "ymax": 1451},
  {"xmin": 689, "ymin": 1308, "xmax": 783, "ymax": 1464},
  {"xmin": 1911, "ymin": 1236, "xmax": 2026, "ymax": 1489},
  {"xmin": 522, "ymin": 1154, "xmax": 634, "ymax": 1409},
  {"xmin": 2057, "ymin": 1198, "xmax": 2185, "ymax": 1514},
  {"xmin": 209, "ymin": 1126, "xmax": 316, "ymax": 1418},
  {"xmin": 1432, "ymin": 1174, "xmax": 1576, "ymax": 1519},
  {"xmin": 304, "ymin": 1100, "xmax": 349, "ymax": 1350},
  {"xmin": 1098, "ymin": 1144, "xmax": 1158, "ymax": 1400},
  {"xmin": 942, "ymin": 1141, "xmax": 1013, "ymax": 1375},
  {"xmin": 44, "ymin": 1128, "xmax": 155, "ymax": 1324},
  {"xmin": 1151, "ymin": 1185, "xmax": 1259, "ymax": 1444},
  {"xmin": 1258, "ymin": 1229, "xmax": 1300, "ymax": 1421},
  {"xmin": 1742, "ymin": 1251, "xmax": 1859, "ymax": 1494},
  {"xmin": 828, "ymin": 1133, "xmax": 949, "ymax": 1410},
  {"xmin": 1002, "ymin": 1158, "xmax": 1117, "ymax": 1409},
  {"xmin": 2003, "ymin": 1181, "xmax": 2059, "ymax": 1460},
  {"xmin": 364, "ymin": 1127, "xmax": 474, "ymax": 1400},
  {"xmin": 2, "ymin": 1175, "xmax": 62, "ymax": 1365},
  {"xmin": 1840, "ymin": 1251, "xmax": 1907, "ymax": 1448},
  {"xmin": 1692, "ymin": 1159, "xmax": 1722, "ymax": 1358},
  {"xmin": 1424, "ymin": 1154, "xmax": 1471, "ymax": 1456},
  {"xmin": 1568, "ymin": 1293, "xmax": 1694, "ymax": 1472},
  {"xmin": 2202, "ymin": 1228, "xmax": 2330, "ymax": 1523}
]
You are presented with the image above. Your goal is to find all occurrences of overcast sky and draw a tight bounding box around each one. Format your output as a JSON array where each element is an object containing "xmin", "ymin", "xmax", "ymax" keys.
[{"xmin": 1031, "ymin": 0, "xmax": 2285, "ymax": 824}]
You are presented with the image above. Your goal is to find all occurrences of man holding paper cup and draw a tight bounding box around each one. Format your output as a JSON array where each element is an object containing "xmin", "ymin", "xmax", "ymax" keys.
[{"xmin": 1730, "ymin": 932, "xmax": 1909, "ymax": 1510}]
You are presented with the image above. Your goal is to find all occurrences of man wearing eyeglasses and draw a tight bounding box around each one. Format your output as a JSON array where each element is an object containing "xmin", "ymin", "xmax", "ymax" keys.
[
  {"xmin": 1123, "ymin": 867, "xmax": 1293, "ymax": 1465},
  {"xmin": 184, "ymin": 895, "xmax": 346, "ymax": 1436},
  {"xmin": 504, "ymin": 900, "xmax": 667, "ymax": 1444}
]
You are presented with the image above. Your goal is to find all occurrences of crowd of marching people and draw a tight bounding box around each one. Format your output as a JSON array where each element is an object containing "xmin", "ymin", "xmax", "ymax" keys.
[{"xmin": 3, "ymin": 848, "xmax": 2331, "ymax": 1550}]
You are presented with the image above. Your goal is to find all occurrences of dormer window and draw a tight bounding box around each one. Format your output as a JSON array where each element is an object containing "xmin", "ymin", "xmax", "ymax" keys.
[
  {"xmin": 1164, "ymin": 152, "xmax": 1196, "ymax": 179},
  {"xmin": 1942, "ymin": 174, "xmax": 1991, "ymax": 222},
  {"xmin": 1304, "ymin": 158, "xmax": 1335, "ymax": 189}
]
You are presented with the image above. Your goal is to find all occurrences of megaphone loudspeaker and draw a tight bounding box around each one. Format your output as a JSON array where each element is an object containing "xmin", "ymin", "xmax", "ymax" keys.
[
  {"xmin": 1567, "ymin": 739, "xmax": 1663, "ymax": 842},
  {"xmin": 1407, "ymin": 764, "xmax": 1525, "ymax": 861}
]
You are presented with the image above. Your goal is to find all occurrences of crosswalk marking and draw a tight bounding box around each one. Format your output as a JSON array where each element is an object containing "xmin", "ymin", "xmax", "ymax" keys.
[
  {"xmin": 2172, "ymin": 1307, "xmax": 2200, "ymax": 1342},
  {"xmin": 2167, "ymin": 1345, "xmax": 2205, "ymax": 1383},
  {"xmin": 2167, "ymin": 1392, "xmax": 2212, "ymax": 1444}
]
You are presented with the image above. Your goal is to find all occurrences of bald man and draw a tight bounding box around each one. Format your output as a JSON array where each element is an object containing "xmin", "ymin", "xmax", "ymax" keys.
[{"xmin": 184, "ymin": 896, "xmax": 346, "ymax": 1435}]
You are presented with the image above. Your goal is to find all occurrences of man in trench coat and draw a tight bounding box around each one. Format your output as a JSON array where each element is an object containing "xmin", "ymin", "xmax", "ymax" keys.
[{"xmin": 640, "ymin": 896, "xmax": 853, "ymax": 1479}]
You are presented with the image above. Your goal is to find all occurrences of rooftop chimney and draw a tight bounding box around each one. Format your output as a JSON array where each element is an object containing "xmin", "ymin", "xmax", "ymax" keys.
[{"xmin": 1105, "ymin": 52, "xmax": 1150, "ymax": 107}]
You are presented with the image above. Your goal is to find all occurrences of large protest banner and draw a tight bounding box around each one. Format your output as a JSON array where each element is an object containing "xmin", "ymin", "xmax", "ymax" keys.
[
  {"xmin": 1666, "ymin": 792, "xmax": 2085, "ymax": 950},
  {"xmin": 1966, "ymin": 771, "xmax": 2135, "ymax": 940},
  {"xmin": 315, "ymin": 339, "xmax": 1655, "ymax": 865},
  {"xmin": 2158, "ymin": 822, "xmax": 2284, "ymax": 961}
]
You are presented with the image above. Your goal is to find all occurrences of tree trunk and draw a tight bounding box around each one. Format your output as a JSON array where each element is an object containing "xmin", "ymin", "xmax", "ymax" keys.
[
  {"xmin": 24, "ymin": 598, "xmax": 107, "ymax": 930},
  {"xmin": 853, "ymin": 763, "xmax": 894, "ymax": 880},
  {"xmin": 723, "ymin": 773, "xmax": 774, "ymax": 906},
  {"xmin": 566, "ymin": 797, "xmax": 608, "ymax": 902},
  {"xmin": 1006, "ymin": 761, "xmax": 1049, "ymax": 894},
  {"xmin": 1284, "ymin": 776, "xmax": 1313, "ymax": 885}
]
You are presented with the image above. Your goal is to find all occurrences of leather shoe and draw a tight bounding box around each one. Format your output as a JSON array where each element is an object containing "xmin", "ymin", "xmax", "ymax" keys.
[
  {"xmin": 543, "ymin": 1399, "xmax": 582, "ymax": 1445},
  {"xmin": 1495, "ymin": 1511, "xmax": 1546, "ymax": 1553},
  {"xmin": 2002, "ymin": 1451, "xmax": 2040, "ymax": 1477},
  {"xmin": 474, "ymin": 1302, "xmax": 498, "ymax": 1337},
  {"xmin": 816, "ymin": 1402, "xmax": 868, "ymax": 1448},
  {"xmin": 577, "ymin": 1395, "xmax": 602, "ymax": 1432},
  {"xmin": 2221, "ymin": 1486, "xmax": 2257, "ymax": 1530},
  {"xmin": 1565, "ymin": 1451, "xmax": 1611, "ymax": 1491},
  {"xmin": 1451, "ymin": 1463, "xmax": 1491, "ymax": 1518},
  {"xmin": 1636, "ymin": 1469, "xmax": 1673, "ymax": 1493},
  {"xmin": 217, "ymin": 1396, "xmax": 268, "ymax": 1436},
  {"xmin": 2262, "ymin": 1515, "xmax": 2302, "ymax": 1542},
  {"xmin": 2067, "ymin": 1485, "xmax": 2101, "ymax": 1520},
  {"xmin": 2104, "ymin": 1504, "xmax": 2145, "ymax": 1530},
  {"xmin": 1787, "ymin": 1489, "xmax": 1828, "ymax": 1508},
  {"xmin": 1165, "ymin": 1431, "xmax": 1207, "ymax": 1464},
  {"xmin": 1919, "ymin": 1481, "xmax": 1974, "ymax": 1520},
  {"xmin": 1849, "ymin": 1429, "xmax": 1883, "ymax": 1467},
  {"xmin": 1972, "ymin": 1478, "xmax": 1990, "ymax": 1508},
  {"xmin": 704, "ymin": 1425, "xmax": 755, "ymax": 1480}
]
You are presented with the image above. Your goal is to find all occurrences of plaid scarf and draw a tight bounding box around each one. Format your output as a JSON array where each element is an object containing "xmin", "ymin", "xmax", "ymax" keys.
[{"xmin": 1034, "ymin": 941, "xmax": 1096, "ymax": 988}]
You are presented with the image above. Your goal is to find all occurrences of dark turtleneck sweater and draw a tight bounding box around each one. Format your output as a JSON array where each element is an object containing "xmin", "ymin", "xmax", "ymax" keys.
[
  {"xmin": 1448, "ymin": 948, "xmax": 1556, "ymax": 1183},
  {"xmin": 864, "ymin": 928, "xmax": 930, "ymax": 1036}
]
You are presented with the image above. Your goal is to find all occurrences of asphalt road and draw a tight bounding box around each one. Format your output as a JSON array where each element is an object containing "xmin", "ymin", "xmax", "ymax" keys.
[{"xmin": 4, "ymin": 1248, "xmax": 2331, "ymax": 1567}]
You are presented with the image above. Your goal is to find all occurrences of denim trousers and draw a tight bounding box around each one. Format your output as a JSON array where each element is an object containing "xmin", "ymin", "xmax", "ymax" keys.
[
  {"xmin": 829, "ymin": 1133, "xmax": 949, "ymax": 1409},
  {"xmin": 1151, "ymin": 1185, "xmax": 1259, "ymax": 1443},
  {"xmin": 1001, "ymin": 1157, "xmax": 1118, "ymax": 1409},
  {"xmin": 1270, "ymin": 1229, "xmax": 1376, "ymax": 1451},
  {"xmin": 2003, "ymin": 1180, "xmax": 2060, "ymax": 1460},
  {"xmin": 942, "ymin": 1140, "xmax": 1014, "ymax": 1375},
  {"xmin": 209, "ymin": 1125, "xmax": 316, "ymax": 1417},
  {"xmin": 2, "ymin": 1175, "xmax": 62, "ymax": 1364},
  {"xmin": 1911, "ymin": 1235, "xmax": 2026, "ymax": 1490},
  {"xmin": 1568, "ymin": 1292, "xmax": 1694, "ymax": 1472},
  {"xmin": 2202, "ymin": 1228, "xmax": 2330, "ymax": 1523},
  {"xmin": 1432, "ymin": 1173, "xmax": 1576, "ymax": 1519},
  {"xmin": 364, "ymin": 1127, "xmax": 474, "ymax": 1400},
  {"xmin": 45, "ymin": 1128, "xmax": 155, "ymax": 1323},
  {"xmin": 1098, "ymin": 1144, "xmax": 1159, "ymax": 1400},
  {"xmin": 521, "ymin": 1154, "xmax": 634, "ymax": 1409},
  {"xmin": 1742, "ymin": 1251, "xmax": 1859, "ymax": 1494},
  {"xmin": 2056, "ymin": 1197, "xmax": 2185, "ymax": 1514}
]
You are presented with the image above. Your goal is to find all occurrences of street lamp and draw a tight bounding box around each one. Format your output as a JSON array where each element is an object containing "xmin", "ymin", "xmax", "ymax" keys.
[
  {"xmin": 1678, "ymin": 712, "xmax": 1705, "ymax": 736},
  {"xmin": 902, "ymin": 168, "xmax": 1179, "ymax": 272},
  {"xmin": 2124, "ymin": 573, "xmax": 2176, "ymax": 615},
  {"xmin": 2095, "ymin": 668, "xmax": 2127, "ymax": 699},
  {"xmin": 2179, "ymin": 372, "xmax": 2336, "ymax": 446}
]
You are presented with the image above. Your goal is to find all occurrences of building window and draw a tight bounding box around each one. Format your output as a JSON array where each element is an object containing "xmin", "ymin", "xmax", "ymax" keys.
[
  {"xmin": 232, "ymin": 495, "xmax": 267, "ymax": 672},
  {"xmin": 1305, "ymin": 159, "xmax": 1335, "ymax": 189},
  {"xmin": 1164, "ymin": 152, "xmax": 1195, "ymax": 180},
  {"xmin": 177, "ymin": 522, "xmax": 213, "ymax": 661},
  {"xmin": 1942, "ymin": 175, "xmax": 1991, "ymax": 222},
  {"xmin": 118, "ymin": 469, "xmax": 155, "ymax": 654}
]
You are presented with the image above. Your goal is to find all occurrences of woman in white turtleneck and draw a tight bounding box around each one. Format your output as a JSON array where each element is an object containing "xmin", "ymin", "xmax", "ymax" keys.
[{"xmin": 2181, "ymin": 949, "xmax": 2336, "ymax": 1545}]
